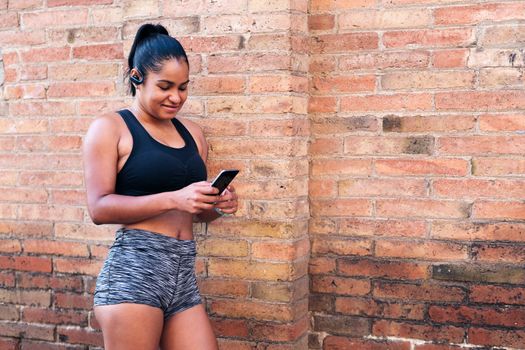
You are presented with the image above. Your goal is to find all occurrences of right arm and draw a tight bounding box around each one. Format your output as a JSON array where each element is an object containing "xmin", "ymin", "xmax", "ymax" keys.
[{"xmin": 82, "ymin": 115, "xmax": 219, "ymax": 225}]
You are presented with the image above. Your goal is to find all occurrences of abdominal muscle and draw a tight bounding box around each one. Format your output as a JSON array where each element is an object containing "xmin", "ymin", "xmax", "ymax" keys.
[{"xmin": 123, "ymin": 209, "xmax": 196, "ymax": 240}]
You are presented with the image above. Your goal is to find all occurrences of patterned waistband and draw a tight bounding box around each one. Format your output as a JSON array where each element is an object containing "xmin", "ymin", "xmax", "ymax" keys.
[{"xmin": 113, "ymin": 227, "xmax": 196, "ymax": 256}]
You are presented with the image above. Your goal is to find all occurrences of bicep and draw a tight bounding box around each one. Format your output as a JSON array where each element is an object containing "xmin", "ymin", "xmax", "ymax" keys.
[{"xmin": 82, "ymin": 118, "xmax": 120, "ymax": 209}]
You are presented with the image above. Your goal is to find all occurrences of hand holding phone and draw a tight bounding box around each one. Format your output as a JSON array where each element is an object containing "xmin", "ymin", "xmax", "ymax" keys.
[{"xmin": 210, "ymin": 169, "xmax": 239, "ymax": 195}]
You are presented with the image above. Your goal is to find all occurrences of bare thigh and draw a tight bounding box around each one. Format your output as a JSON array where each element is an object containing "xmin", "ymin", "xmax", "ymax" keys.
[
  {"xmin": 95, "ymin": 303, "xmax": 164, "ymax": 350},
  {"xmin": 160, "ymin": 304, "xmax": 218, "ymax": 350}
]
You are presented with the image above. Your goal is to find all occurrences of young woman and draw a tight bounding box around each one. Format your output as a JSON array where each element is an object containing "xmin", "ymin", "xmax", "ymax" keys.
[{"xmin": 82, "ymin": 23, "xmax": 238, "ymax": 350}]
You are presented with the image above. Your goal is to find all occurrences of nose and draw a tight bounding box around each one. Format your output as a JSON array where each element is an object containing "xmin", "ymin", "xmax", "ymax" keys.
[{"xmin": 168, "ymin": 91, "xmax": 181, "ymax": 105}]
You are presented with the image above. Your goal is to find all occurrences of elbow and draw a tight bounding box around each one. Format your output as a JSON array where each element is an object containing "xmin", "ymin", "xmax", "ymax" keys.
[{"xmin": 88, "ymin": 206, "xmax": 106, "ymax": 225}]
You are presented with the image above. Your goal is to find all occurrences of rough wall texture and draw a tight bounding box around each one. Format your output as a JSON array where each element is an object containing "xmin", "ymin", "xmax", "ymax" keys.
[
  {"xmin": 0, "ymin": 0, "xmax": 523, "ymax": 349},
  {"xmin": 308, "ymin": 0, "xmax": 525, "ymax": 349}
]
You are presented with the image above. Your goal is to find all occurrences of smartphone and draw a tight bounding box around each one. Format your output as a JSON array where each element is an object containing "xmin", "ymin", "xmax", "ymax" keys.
[{"xmin": 210, "ymin": 169, "xmax": 239, "ymax": 195}]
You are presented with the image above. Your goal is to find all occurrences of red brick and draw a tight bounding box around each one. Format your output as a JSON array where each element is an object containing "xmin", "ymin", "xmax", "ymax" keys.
[
  {"xmin": 23, "ymin": 307, "xmax": 87, "ymax": 326},
  {"xmin": 383, "ymin": 115, "xmax": 475, "ymax": 133},
  {"xmin": 340, "ymin": 50, "xmax": 430, "ymax": 71},
  {"xmin": 432, "ymin": 49, "xmax": 468, "ymax": 68},
  {"xmin": 468, "ymin": 327, "xmax": 525, "ymax": 348},
  {"xmin": 374, "ymin": 281, "xmax": 465, "ymax": 302},
  {"xmin": 24, "ymin": 240, "xmax": 89, "ymax": 257},
  {"xmin": 18, "ymin": 273, "xmax": 83, "ymax": 291},
  {"xmin": 338, "ymin": 218, "xmax": 427, "ymax": 238},
  {"xmin": 310, "ymin": 0, "xmax": 375, "ymax": 12},
  {"xmin": 47, "ymin": 81, "xmax": 115, "ymax": 97},
  {"xmin": 309, "ymin": 55, "xmax": 336, "ymax": 72},
  {"xmin": 470, "ymin": 285, "xmax": 525, "ymax": 305},
  {"xmin": 0, "ymin": 337, "xmax": 18, "ymax": 350},
  {"xmin": 0, "ymin": 322, "xmax": 54, "ymax": 341},
  {"xmin": 0, "ymin": 30, "xmax": 46, "ymax": 46},
  {"xmin": 376, "ymin": 158, "xmax": 469, "ymax": 176},
  {"xmin": 0, "ymin": 12, "xmax": 18, "ymax": 29},
  {"xmin": 434, "ymin": 2, "xmax": 525, "ymax": 25},
  {"xmin": 432, "ymin": 221, "xmax": 525, "ymax": 242},
  {"xmin": 311, "ymin": 237, "xmax": 371, "ymax": 256},
  {"xmin": 383, "ymin": 28, "xmax": 474, "ymax": 48},
  {"xmin": 341, "ymin": 93, "xmax": 433, "ymax": 112},
  {"xmin": 473, "ymin": 157, "xmax": 525, "ymax": 176},
  {"xmin": 437, "ymin": 91, "xmax": 525, "ymax": 111},
  {"xmin": 308, "ymin": 14, "xmax": 334, "ymax": 31},
  {"xmin": 373, "ymin": 320, "xmax": 465, "ymax": 343},
  {"xmin": 472, "ymin": 243, "xmax": 525, "ymax": 264},
  {"xmin": 22, "ymin": 9, "xmax": 88, "ymax": 28},
  {"xmin": 54, "ymin": 258, "xmax": 102, "ymax": 276},
  {"xmin": 382, "ymin": 70, "xmax": 474, "ymax": 90},
  {"xmin": 377, "ymin": 199, "xmax": 469, "ymax": 219},
  {"xmin": 344, "ymin": 136, "xmax": 433, "ymax": 155},
  {"xmin": 482, "ymin": 25, "xmax": 525, "ymax": 47},
  {"xmin": 376, "ymin": 240, "xmax": 468, "ymax": 261},
  {"xmin": 250, "ymin": 317, "xmax": 308, "ymax": 342},
  {"xmin": 311, "ymin": 275, "xmax": 370, "ymax": 296},
  {"xmin": 0, "ymin": 272, "xmax": 15, "ymax": 287},
  {"xmin": 56, "ymin": 327, "xmax": 103, "ymax": 346},
  {"xmin": 48, "ymin": 0, "xmax": 112, "ymax": 6},
  {"xmin": 0, "ymin": 240, "xmax": 22, "ymax": 253},
  {"xmin": 324, "ymin": 336, "xmax": 410, "ymax": 350},
  {"xmin": 311, "ymin": 199, "xmax": 372, "ymax": 217},
  {"xmin": 7, "ymin": 0, "xmax": 41, "ymax": 9},
  {"xmin": 311, "ymin": 74, "xmax": 375, "ymax": 93},
  {"xmin": 211, "ymin": 318, "xmax": 249, "ymax": 338},
  {"xmin": 0, "ymin": 256, "xmax": 52, "ymax": 273},
  {"xmin": 210, "ymin": 299, "xmax": 302, "ymax": 322},
  {"xmin": 340, "ymin": 9, "xmax": 432, "ymax": 30},
  {"xmin": 72, "ymin": 43, "xmax": 123, "ymax": 60},
  {"xmin": 439, "ymin": 136, "xmax": 525, "ymax": 155},
  {"xmin": 429, "ymin": 305, "xmax": 525, "ymax": 328},
  {"xmin": 310, "ymin": 33, "xmax": 378, "ymax": 53},
  {"xmin": 479, "ymin": 113, "xmax": 525, "ymax": 131},
  {"xmin": 338, "ymin": 258, "xmax": 429, "ymax": 280},
  {"xmin": 335, "ymin": 296, "xmax": 425, "ymax": 320},
  {"xmin": 308, "ymin": 96, "xmax": 337, "ymax": 113},
  {"xmin": 55, "ymin": 293, "xmax": 92, "ymax": 310},
  {"xmin": 308, "ymin": 257, "xmax": 336, "ymax": 275},
  {"xmin": 474, "ymin": 201, "xmax": 525, "ymax": 220},
  {"xmin": 433, "ymin": 179, "xmax": 525, "ymax": 199},
  {"xmin": 252, "ymin": 238, "xmax": 310, "ymax": 260}
]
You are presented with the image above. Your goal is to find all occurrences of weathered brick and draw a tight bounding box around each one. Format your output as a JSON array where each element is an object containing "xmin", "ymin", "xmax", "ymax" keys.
[
  {"xmin": 468, "ymin": 327, "xmax": 525, "ymax": 348},
  {"xmin": 373, "ymin": 320, "xmax": 465, "ymax": 343},
  {"xmin": 374, "ymin": 281, "xmax": 465, "ymax": 302},
  {"xmin": 340, "ymin": 9, "xmax": 431, "ymax": 30},
  {"xmin": 338, "ymin": 258, "xmax": 429, "ymax": 280},
  {"xmin": 432, "ymin": 264, "xmax": 525, "ymax": 284},
  {"xmin": 313, "ymin": 314, "xmax": 369, "ymax": 336}
]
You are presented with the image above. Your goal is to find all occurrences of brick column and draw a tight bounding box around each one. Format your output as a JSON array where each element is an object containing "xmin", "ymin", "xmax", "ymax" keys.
[{"xmin": 192, "ymin": 1, "xmax": 311, "ymax": 348}]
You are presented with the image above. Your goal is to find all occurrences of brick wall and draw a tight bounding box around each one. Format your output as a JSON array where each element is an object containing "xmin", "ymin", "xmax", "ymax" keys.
[
  {"xmin": 0, "ymin": 0, "xmax": 524, "ymax": 349},
  {"xmin": 308, "ymin": 0, "xmax": 525, "ymax": 349}
]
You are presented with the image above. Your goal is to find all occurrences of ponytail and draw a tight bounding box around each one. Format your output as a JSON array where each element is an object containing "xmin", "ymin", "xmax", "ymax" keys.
[{"xmin": 127, "ymin": 23, "xmax": 189, "ymax": 96}]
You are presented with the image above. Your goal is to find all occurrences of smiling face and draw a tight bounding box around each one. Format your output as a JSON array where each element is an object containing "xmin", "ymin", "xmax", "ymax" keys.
[{"xmin": 133, "ymin": 58, "xmax": 190, "ymax": 120}]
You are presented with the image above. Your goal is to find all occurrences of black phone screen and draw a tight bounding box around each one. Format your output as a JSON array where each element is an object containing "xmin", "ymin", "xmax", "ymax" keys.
[{"xmin": 211, "ymin": 169, "xmax": 239, "ymax": 194}]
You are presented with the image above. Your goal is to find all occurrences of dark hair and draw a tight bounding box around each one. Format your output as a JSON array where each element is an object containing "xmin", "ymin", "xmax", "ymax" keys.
[{"xmin": 127, "ymin": 23, "xmax": 189, "ymax": 96}]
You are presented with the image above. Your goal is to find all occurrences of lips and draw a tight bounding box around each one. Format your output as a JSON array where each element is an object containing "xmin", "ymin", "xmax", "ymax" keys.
[{"xmin": 162, "ymin": 104, "xmax": 179, "ymax": 110}]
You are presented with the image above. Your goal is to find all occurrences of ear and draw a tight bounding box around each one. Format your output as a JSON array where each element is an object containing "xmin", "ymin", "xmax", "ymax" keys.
[{"xmin": 129, "ymin": 68, "xmax": 144, "ymax": 85}]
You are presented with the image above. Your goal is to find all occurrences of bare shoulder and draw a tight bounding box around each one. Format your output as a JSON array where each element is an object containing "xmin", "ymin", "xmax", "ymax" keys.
[{"xmin": 84, "ymin": 112, "xmax": 126, "ymax": 148}]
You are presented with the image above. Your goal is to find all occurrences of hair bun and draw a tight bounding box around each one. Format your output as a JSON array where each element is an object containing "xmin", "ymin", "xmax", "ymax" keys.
[{"xmin": 135, "ymin": 23, "xmax": 169, "ymax": 43}]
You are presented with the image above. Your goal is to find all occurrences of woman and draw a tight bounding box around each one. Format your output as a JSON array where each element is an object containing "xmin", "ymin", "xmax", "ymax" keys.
[{"xmin": 82, "ymin": 23, "xmax": 238, "ymax": 350}]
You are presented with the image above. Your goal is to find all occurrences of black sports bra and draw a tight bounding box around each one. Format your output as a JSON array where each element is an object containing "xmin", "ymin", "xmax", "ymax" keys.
[{"xmin": 115, "ymin": 109, "xmax": 207, "ymax": 196}]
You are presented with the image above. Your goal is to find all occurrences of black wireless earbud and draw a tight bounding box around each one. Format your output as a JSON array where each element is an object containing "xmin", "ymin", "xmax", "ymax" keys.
[{"xmin": 130, "ymin": 70, "xmax": 144, "ymax": 85}]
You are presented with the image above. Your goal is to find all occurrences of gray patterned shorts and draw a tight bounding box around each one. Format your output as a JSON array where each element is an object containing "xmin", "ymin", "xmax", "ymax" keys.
[{"xmin": 94, "ymin": 228, "xmax": 201, "ymax": 320}]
